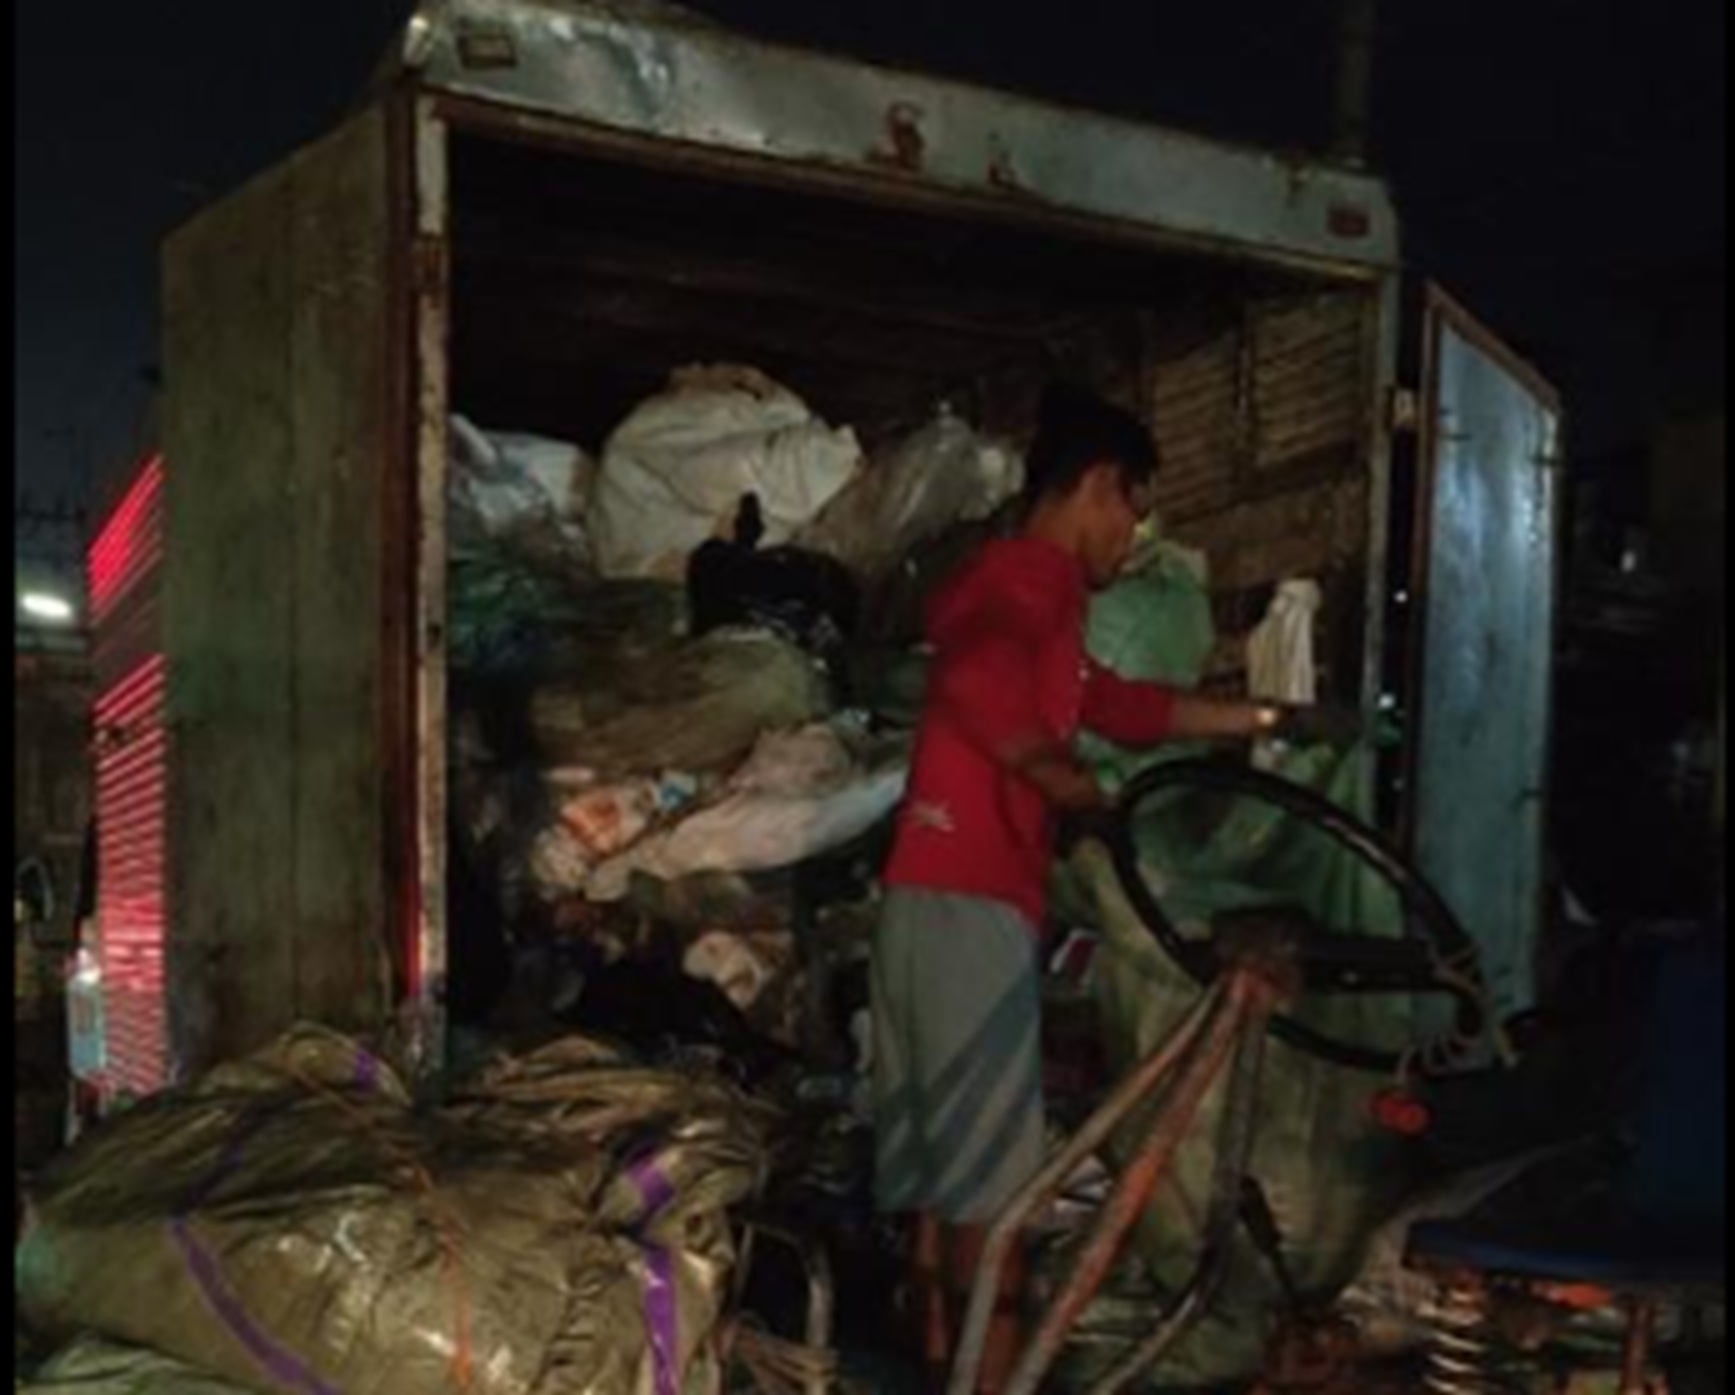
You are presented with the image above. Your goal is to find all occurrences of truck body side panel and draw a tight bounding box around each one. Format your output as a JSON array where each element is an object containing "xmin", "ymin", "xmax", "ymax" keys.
[{"xmin": 163, "ymin": 106, "xmax": 402, "ymax": 1074}]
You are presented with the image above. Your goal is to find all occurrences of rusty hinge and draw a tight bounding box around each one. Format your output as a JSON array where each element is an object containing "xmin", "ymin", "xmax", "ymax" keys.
[{"xmin": 411, "ymin": 235, "xmax": 450, "ymax": 298}]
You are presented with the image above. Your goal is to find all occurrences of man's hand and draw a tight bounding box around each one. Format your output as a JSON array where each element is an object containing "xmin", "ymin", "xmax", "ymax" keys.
[
  {"xmin": 1014, "ymin": 746, "xmax": 1109, "ymax": 814},
  {"xmin": 1154, "ymin": 694, "xmax": 1369, "ymax": 747},
  {"xmin": 1057, "ymin": 805, "xmax": 1119, "ymax": 854},
  {"xmin": 1268, "ymin": 703, "xmax": 1367, "ymax": 748}
]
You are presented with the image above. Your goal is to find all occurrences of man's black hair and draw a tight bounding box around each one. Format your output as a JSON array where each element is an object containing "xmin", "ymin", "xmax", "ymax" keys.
[{"xmin": 1023, "ymin": 383, "xmax": 1160, "ymax": 504}]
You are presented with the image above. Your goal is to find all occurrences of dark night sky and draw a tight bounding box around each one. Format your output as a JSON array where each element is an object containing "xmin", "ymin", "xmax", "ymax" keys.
[{"xmin": 14, "ymin": 0, "xmax": 1725, "ymax": 515}]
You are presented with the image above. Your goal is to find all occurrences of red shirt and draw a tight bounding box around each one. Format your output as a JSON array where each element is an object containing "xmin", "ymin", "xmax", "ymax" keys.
[{"xmin": 884, "ymin": 537, "xmax": 1180, "ymax": 927}]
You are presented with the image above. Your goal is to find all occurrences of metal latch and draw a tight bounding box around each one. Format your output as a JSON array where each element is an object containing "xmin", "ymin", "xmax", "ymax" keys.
[{"xmin": 1388, "ymin": 387, "xmax": 1421, "ymax": 434}]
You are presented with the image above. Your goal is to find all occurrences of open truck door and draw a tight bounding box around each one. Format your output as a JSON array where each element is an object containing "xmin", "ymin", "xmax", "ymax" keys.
[
  {"xmin": 1394, "ymin": 287, "xmax": 1565, "ymax": 1025},
  {"xmin": 160, "ymin": 104, "xmax": 423, "ymax": 1085}
]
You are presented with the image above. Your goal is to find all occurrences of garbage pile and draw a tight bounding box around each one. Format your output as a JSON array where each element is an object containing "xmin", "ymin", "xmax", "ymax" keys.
[
  {"xmin": 17, "ymin": 1026, "xmax": 772, "ymax": 1395},
  {"xmin": 80, "ymin": 362, "xmax": 1379, "ymax": 1391},
  {"xmin": 445, "ymin": 368, "xmax": 1022, "ymax": 1101}
]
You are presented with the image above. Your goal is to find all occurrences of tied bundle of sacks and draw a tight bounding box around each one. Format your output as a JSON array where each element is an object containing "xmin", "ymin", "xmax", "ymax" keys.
[{"xmin": 17, "ymin": 1027, "xmax": 773, "ymax": 1395}]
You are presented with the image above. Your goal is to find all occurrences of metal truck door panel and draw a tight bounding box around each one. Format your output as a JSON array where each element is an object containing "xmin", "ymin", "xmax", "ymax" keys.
[
  {"xmin": 162, "ymin": 102, "xmax": 408, "ymax": 1077},
  {"xmin": 1411, "ymin": 289, "xmax": 1563, "ymax": 1023}
]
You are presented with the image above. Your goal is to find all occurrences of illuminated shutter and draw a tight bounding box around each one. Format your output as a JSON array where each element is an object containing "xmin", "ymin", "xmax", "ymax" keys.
[{"xmin": 87, "ymin": 456, "xmax": 170, "ymax": 1099}]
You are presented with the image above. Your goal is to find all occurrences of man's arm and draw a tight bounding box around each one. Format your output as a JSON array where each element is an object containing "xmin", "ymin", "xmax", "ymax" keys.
[
  {"xmin": 928, "ymin": 617, "xmax": 1109, "ymax": 813},
  {"xmin": 1083, "ymin": 661, "xmax": 1281, "ymax": 747},
  {"xmin": 1010, "ymin": 744, "xmax": 1110, "ymax": 813},
  {"xmin": 1169, "ymin": 692, "xmax": 1283, "ymax": 741}
]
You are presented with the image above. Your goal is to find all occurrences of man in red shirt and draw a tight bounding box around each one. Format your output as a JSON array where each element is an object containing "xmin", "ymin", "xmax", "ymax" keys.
[{"xmin": 875, "ymin": 385, "xmax": 1284, "ymax": 1392}]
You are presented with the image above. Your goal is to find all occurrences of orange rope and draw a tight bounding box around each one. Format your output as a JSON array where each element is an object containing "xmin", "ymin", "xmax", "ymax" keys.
[{"xmin": 287, "ymin": 1064, "xmax": 476, "ymax": 1392}]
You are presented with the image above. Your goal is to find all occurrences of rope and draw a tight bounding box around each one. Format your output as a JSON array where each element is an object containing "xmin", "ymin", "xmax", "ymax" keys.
[{"xmin": 287, "ymin": 1064, "xmax": 477, "ymax": 1392}]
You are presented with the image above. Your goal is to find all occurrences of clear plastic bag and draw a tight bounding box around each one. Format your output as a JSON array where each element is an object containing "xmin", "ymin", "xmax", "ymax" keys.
[{"xmin": 799, "ymin": 407, "xmax": 1022, "ymax": 582}]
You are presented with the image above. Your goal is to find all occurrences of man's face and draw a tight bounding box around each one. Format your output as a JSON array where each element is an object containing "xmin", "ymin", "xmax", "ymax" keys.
[{"xmin": 1078, "ymin": 462, "xmax": 1156, "ymax": 589}]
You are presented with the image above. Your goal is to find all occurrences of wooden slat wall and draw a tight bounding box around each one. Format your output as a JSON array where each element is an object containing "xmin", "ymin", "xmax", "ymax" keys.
[{"xmin": 1146, "ymin": 290, "xmax": 1378, "ymax": 699}]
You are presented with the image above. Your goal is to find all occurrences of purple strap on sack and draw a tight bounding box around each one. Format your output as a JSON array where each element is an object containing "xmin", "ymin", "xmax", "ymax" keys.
[
  {"xmin": 628, "ymin": 1154, "xmax": 682, "ymax": 1395},
  {"xmin": 172, "ymin": 1110, "xmax": 343, "ymax": 1395},
  {"xmin": 353, "ymin": 1048, "xmax": 383, "ymax": 1095}
]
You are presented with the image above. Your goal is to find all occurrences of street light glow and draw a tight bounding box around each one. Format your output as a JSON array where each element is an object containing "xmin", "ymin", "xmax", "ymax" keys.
[{"xmin": 19, "ymin": 591, "xmax": 76, "ymax": 624}]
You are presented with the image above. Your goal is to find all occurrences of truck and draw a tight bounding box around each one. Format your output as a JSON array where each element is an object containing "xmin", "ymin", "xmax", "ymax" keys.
[{"xmin": 83, "ymin": 0, "xmax": 1563, "ymax": 1101}]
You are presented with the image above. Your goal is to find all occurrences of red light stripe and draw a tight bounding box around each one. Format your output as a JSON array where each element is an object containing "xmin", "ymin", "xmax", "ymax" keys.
[
  {"xmin": 94, "ymin": 642, "xmax": 170, "ymax": 1099},
  {"xmin": 89, "ymin": 457, "xmax": 166, "ymax": 622}
]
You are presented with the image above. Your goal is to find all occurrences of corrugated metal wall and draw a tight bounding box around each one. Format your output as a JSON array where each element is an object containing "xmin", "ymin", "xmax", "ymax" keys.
[{"xmin": 88, "ymin": 456, "xmax": 170, "ymax": 1099}]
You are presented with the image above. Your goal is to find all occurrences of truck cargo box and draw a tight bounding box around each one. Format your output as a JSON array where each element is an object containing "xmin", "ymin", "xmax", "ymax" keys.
[{"xmin": 92, "ymin": 0, "xmax": 1564, "ymax": 1089}]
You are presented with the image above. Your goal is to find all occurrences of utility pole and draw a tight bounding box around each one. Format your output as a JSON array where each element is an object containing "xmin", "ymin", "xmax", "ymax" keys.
[{"xmin": 1332, "ymin": 0, "xmax": 1379, "ymax": 168}]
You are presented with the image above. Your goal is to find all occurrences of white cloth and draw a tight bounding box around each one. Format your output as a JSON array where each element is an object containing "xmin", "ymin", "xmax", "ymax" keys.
[{"xmin": 1247, "ymin": 579, "xmax": 1323, "ymax": 706}]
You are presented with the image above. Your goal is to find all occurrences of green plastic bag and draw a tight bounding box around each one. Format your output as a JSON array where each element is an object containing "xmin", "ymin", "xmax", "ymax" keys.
[
  {"xmin": 1079, "ymin": 542, "xmax": 1217, "ymax": 797},
  {"xmin": 1054, "ymin": 747, "xmax": 1416, "ymax": 1388}
]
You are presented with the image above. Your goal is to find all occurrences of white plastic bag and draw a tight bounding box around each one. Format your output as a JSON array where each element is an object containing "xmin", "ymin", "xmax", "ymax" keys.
[
  {"xmin": 527, "ymin": 775, "xmax": 700, "ymax": 901},
  {"xmin": 449, "ymin": 415, "xmax": 596, "ymax": 570},
  {"xmin": 589, "ymin": 366, "xmax": 863, "ymax": 580},
  {"xmin": 798, "ymin": 407, "xmax": 1022, "ymax": 580},
  {"xmin": 682, "ymin": 932, "xmax": 773, "ymax": 1012},
  {"xmin": 1247, "ymin": 578, "xmax": 1323, "ymax": 705},
  {"xmin": 586, "ymin": 725, "xmax": 907, "ymax": 899},
  {"xmin": 548, "ymin": 774, "xmax": 700, "ymax": 861}
]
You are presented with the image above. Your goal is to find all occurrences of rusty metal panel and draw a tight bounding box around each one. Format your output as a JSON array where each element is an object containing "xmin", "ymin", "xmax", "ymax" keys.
[
  {"xmin": 397, "ymin": 0, "xmax": 1399, "ymax": 275},
  {"xmin": 162, "ymin": 105, "xmax": 403, "ymax": 1076},
  {"xmin": 1411, "ymin": 295, "xmax": 1563, "ymax": 1022},
  {"xmin": 408, "ymin": 97, "xmax": 453, "ymax": 1078}
]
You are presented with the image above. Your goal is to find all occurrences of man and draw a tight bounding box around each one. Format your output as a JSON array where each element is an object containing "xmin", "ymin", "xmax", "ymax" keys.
[{"xmin": 874, "ymin": 384, "xmax": 1287, "ymax": 1392}]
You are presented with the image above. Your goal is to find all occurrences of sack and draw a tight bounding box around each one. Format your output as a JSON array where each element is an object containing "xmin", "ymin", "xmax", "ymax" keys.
[
  {"xmin": 529, "ymin": 631, "xmax": 830, "ymax": 782},
  {"xmin": 798, "ymin": 408, "xmax": 1021, "ymax": 582},
  {"xmin": 449, "ymin": 563, "xmax": 685, "ymax": 680},
  {"xmin": 1079, "ymin": 540, "xmax": 1218, "ymax": 793},
  {"xmin": 585, "ymin": 725, "xmax": 908, "ymax": 901},
  {"xmin": 590, "ymin": 366, "xmax": 863, "ymax": 581},
  {"xmin": 449, "ymin": 415, "xmax": 596, "ymax": 575},
  {"xmin": 1056, "ymin": 749, "xmax": 1413, "ymax": 1386},
  {"xmin": 18, "ymin": 1027, "xmax": 771, "ymax": 1395},
  {"xmin": 19, "ymin": 1337, "xmax": 255, "ymax": 1395}
]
